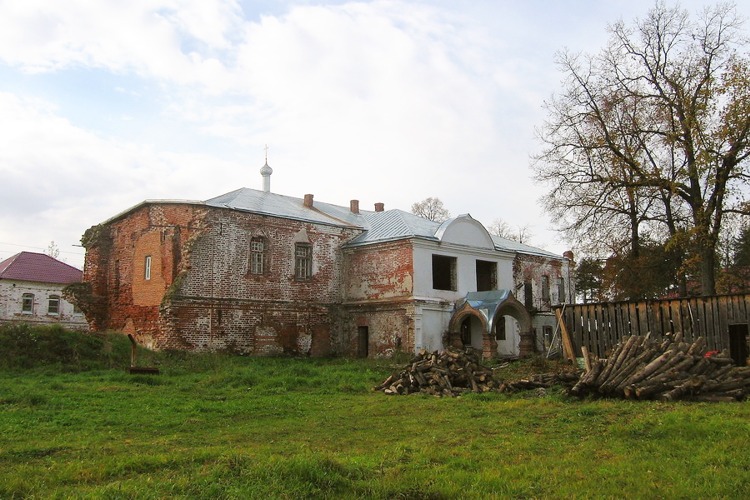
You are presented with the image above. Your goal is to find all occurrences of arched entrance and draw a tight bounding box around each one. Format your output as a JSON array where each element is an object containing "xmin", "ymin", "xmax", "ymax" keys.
[{"xmin": 448, "ymin": 290, "xmax": 534, "ymax": 359}]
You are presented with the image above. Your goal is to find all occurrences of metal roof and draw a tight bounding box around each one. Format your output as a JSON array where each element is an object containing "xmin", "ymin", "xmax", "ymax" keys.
[
  {"xmin": 100, "ymin": 187, "xmax": 562, "ymax": 260},
  {"xmin": 0, "ymin": 252, "xmax": 82, "ymax": 284},
  {"xmin": 205, "ymin": 188, "xmax": 366, "ymax": 228}
]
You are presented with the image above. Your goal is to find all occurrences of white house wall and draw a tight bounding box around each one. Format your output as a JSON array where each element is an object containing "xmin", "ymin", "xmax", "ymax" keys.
[
  {"xmin": 412, "ymin": 241, "xmax": 516, "ymax": 300},
  {"xmin": 0, "ymin": 280, "xmax": 88, "ymax": 330}
]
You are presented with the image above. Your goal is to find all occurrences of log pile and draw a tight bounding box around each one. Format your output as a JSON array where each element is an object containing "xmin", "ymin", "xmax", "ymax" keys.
[
  {"xmin": 374, "ymin": 347, "xmax": 498, "ymax": 397},
  {"xmin": 570, "ymin": 333, "xmax": 750, "ymax": 402},
  {"xmin": 374, "ymin": 348, "xmax": 579, "ymax": 397}
]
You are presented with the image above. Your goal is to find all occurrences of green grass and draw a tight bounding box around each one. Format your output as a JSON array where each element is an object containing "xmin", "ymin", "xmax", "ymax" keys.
[{"xmin": 1, "ymin": 325, "xmax": 749, "ymax": 498}]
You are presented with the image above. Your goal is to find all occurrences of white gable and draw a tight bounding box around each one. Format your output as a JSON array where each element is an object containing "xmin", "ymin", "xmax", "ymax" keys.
[{"xmin": 434, "ymin": 214, "xmax": 494, "ymax": 249}]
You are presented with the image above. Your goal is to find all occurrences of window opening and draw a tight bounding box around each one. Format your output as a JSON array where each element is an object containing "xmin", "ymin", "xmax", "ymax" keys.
[
  {"xmin": 495, "ymin": 317, "xmax": 506, "ymax": 341},
  {"xmin": 48, "ymin": 295, "xmax": 60, "ymax": 315},
  {"xmin": 432, "ymin": 255, "xmax": 457, "ymax": 291},
  {"xmin": 557, "ymin": 277, "xmax": 566, "ymax": 304},
  {"xmin": 476, "ymin": 260, "xmax": 497, "ymax": 291},
  {"xmin": 250, "ymin": 237, "xmax": 265, "ymax": 274},
  {"xmin": 357, "ymin": 326, "xmax": 369, "ymax": 358},
  {"xmin": 144, "ymin": 255, "xmax": 152, "ymax": 280},
  {"xmin": 22, "ymin": 293, "xmax": 34, "ymax": 314},
  {"xmin": 542, "ymin": 275, "xmax": 550, "ymax": 302},
  {"xmin": 524, "ymin": 281, "xmax": 533, "ymax": 309},
  {"xmin": 295, "ymin": 243, "xmax": 312, "ymax": 280}
]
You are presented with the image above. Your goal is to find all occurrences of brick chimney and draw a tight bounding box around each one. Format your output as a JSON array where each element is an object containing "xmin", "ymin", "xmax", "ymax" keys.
[
  {"xmin": 374, "ymin": 202, "xmax": 384, "ymax": 212},
  {"xmin": 303, "ymin": 194, "xmax": 314, "ymax": 208},
  {"xmin": 350, "ymin": 200, "xmax": 359, "ymax": 214}
]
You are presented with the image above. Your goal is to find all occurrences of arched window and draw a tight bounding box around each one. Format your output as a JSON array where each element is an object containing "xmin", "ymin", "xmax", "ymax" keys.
[
  {"xmin": 250, "ymin": 236, "xmax": 266, "ymax": 274},
  {"xmin": 21, "ymin": 293, "xmax": 34, "ymax": 314},
  {"xmin": 48, "ymin": 295, "xmax": 60, "ymax": 315}
]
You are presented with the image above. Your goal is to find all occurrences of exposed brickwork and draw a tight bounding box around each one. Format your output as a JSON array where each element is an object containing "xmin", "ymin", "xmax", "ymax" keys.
[
  {"xmin": 342, "ymin": 240, "xmax": 414, "ymax": 301},
  {"xmin": 83, "ymin": 202, "xmax": 361, "ymax": 356}
]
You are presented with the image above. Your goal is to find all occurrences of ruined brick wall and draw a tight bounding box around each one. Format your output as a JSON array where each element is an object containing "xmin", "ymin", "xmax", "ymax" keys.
[
  {"xmin": 160, "ymin": 208, "xmax": 361, "ymax": 355},
  {"xmin": 342, "ymin": 240, "xmax": 414, "ymax": 301},
  {"xmin": 81, "ymin": 202, "xmax": 208, "ymax": 345},
  {"xmin": 338, "ymin": 240, "xmax": 416, "ymax": 356},
  {"xmin": 340, "ymin": 301, "xmax": 415, "ymax": 357}
]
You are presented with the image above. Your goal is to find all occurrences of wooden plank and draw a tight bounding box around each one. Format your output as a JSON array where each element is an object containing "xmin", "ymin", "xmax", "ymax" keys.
[
  {"xmin": 718, "ymin": 296, "xmax": 730, "ymax": 347},
  {"xmin": 640, "ymin": 301, "xmax": 649, "ymax": 336},
  {"xmin": 671, "ymin": 300, "xmax": 683, "ymax": 337},
  {"xmin": 556, "ymin": 307, "xmax": 576, "ymax": 362}
]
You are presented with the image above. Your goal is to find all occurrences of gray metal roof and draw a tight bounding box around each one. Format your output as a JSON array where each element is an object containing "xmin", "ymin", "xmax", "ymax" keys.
[
  {"xmin": 344, "ymin": 209, "xmax": 440, "ymax": 246},
  {"xmin": 491, "ymin": 235, "xmax": 560, "ymax": 259},
  {"xmin": 204, "ymin": 187, "xmax": 561, "ymax": 259},
  {"xmin": 205, "ymin": 187, "xmax": 366, "ymax": 228}
]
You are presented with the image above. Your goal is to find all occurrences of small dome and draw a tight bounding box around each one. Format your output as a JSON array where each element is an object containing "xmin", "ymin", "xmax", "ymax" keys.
[{"xmin": 260, "ymin": 162, "xmax": 273, "ymax": 176}]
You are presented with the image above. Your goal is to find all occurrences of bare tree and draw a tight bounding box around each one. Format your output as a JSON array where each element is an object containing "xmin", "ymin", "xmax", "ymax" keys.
[
  {"xmin": 533, "ymin": 2, "xmax": 750, "ymax": 295},
  {"xmin": 45, "ymin": 241, "xmax": 60, "ymax": 259},
  {"xmin": 411, "ymin": 197, "xmax": 451, "ymax": 223},
  {"xmin": 487, "ymin": 218, "xmax": 533, "ymax": 244}
]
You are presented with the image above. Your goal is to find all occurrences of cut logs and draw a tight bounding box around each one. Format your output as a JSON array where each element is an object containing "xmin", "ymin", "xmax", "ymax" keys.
[
  {"xmin": 374, "ymin": 347, "xmax": 497, "ymax": 397},
  {"xmin": 570, "ymin": 333, "xmax": 750, "ymax": 401},
  {"xmin": 374, "ymin": 347, "xmax": 578, "ymax": 397}
]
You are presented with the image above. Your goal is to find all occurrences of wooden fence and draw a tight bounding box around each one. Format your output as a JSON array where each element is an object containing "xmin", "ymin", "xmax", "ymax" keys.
[{"xmin": 555, "ymin": 294, "xmax": 750, "ymax": 358}]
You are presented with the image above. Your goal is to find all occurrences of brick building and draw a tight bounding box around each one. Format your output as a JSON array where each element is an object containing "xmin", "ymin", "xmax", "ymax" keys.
[
  {"xmin": 72, "ymin": 163, "xmax": 574, "ymax": 358},
  {"xmin": 0, "ymin": 251, "xmax": 88, "ymax": 330}
]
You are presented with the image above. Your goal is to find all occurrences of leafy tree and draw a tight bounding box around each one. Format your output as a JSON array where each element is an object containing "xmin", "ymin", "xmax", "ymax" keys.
[
  {"xmin": 602, "ymin": 238, "xmax": 684, "ymax": 300},
  {"xmin": 411, "ymin": 197, "xmax": 451, "ymax": 223},
  {"xmin": 533, "ymin": 2, "xmax": 750, "ymax": 296},
  {"xmin": 575, "ymin": 258, "xmax": 604, "ymax": 303}
]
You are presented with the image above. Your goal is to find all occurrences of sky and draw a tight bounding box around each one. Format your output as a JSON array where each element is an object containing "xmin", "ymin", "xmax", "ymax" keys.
[{"xmin": 1, "ymin": 0, "xmax": 748, "ymax": 270}]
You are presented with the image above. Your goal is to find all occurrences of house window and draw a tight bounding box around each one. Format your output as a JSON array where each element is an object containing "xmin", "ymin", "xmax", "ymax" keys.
[
  {"xmin": 250, "ymin": 237, "xmax": 266, "ymax": 274},
  {"xmin": 476, "ymin": 260, "xmax": 497, "ymax": 292},
  {"xmin": 432, "ymin": 255, "xmax": 457, "ymax": 291},
  {"xmin": 295, "ymin": 243, "xmax": 312, "ymax": 280},
  {"xmin": 22, "ymin": 293, "xmax": 34, "ymax": 314},
  {"xmin": 524, "ymin": 281, "xmax": 533, "ymax": 309},
  {"xmin": 557, "ymin": 277, "xmax": 566, "ymax": 304},
  {"xmin": 542, "ymin": 275, "xmax": 550, "ymax": 302},
  {"xmin": 48, "ymin": 295, "xmax": 60, "ymax": 315},
  {"xmin": 144, "ymin": 255, "xmax": 152, "ymax": 280}
]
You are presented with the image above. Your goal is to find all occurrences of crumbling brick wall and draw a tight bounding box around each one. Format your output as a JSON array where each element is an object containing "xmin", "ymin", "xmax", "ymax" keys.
[
  {"xmin": 80, "ymin": 202, "xmax": 208, "ymax": 345},
  {"xmin": 157, "ymin": 208, "xmax": 360, "ymax": 355},
  {"xmin": 339, "ymin": 239, "xmax": 416, "ymax": 356}
]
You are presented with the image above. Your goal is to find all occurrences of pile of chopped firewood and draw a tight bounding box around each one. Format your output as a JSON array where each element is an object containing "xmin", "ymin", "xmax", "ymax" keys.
[
  {"xmin": 570, "ymin": 333, "xmax": 750, "ymax": 402},
  {"xmin": 374, "ymin": 348, "xmax": 579, "ymax": 397},
  {"xmin": 374, "ymin": 347, "xmax": 498, "ymax": 397}
]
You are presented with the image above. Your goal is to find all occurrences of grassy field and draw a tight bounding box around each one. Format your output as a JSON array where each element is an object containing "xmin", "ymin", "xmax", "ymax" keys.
[{"xmin": 1, "ymin": 325, "xmax": 749, "ymax": 498}]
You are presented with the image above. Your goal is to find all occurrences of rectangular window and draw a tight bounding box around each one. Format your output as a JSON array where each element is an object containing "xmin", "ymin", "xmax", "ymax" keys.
[
  {"xmin": 476, "ymin": 260, "xmax": 497, "ymax": 292},
  {"xmin": 432, "ymin": 255, "xmax": 457, "ymax": 291},
  {"xmin": 542, "ymin": 275, "xmax": 550, "ymax": 302},
  {"xmin": 524, "ymin": 281, "xmax": 533, "ymax": 309},
  {"xmin": 295, "ymin": 243, "xmax": 312, "ymax": 280},
  {"xmin": 48, "ymin": 295, "xmax": 60, "ymax": 315},
  {"xmin": 144, "ymin": 255, "xmax": 152, "ymax": 280},
  {"xmin": 557, "ymin": 277, "xmax": 566, "ymax": 304},
  {"xmin": 250, "ymin": 238, "xmax": 265, "ymax": 274},
  {"xmin": 22, "ymin": 293, "xmax": 34, "ymax": 314}
]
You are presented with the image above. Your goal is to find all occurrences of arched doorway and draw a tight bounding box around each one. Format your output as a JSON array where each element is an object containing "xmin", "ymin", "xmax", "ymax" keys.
[
  {"xmin": 448, "ymin": 290, "xmax": 534, "ymax": 359},
  {"xmin": 460, "ymin": 315, "xmax": 484, "ymax": 350}
]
